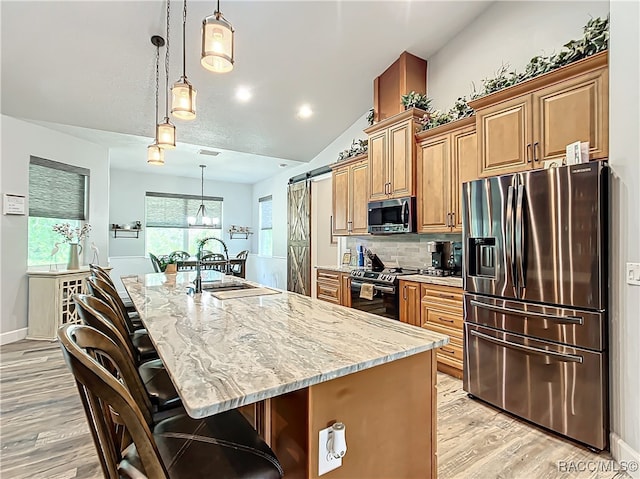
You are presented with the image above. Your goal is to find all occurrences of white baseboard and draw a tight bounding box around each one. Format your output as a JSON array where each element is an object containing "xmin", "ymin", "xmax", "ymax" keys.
[
  {"xmin": 611, "ymin": 433, "xmax": 640, "ymax": 479},
  {"xmin": 0, "ymin": 327, "xmax": 28, "ymax": 345}
]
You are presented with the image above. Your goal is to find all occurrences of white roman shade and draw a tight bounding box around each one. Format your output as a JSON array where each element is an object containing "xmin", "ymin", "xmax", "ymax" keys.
[{"xmin": 146, "ymin": 192, "xmax": 223, "ymax": 228}]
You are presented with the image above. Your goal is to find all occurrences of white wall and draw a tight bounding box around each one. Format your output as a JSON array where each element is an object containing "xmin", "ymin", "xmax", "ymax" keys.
[
  {"xmin": 0, "ymin": 115, "xmax": 110, "ymax": 340},
  {"xmin": 427, "ymin": 1, "xmax": 610, "ymax": 110},
  {"xmin": 608, "ymin": 1, "xmax": 640, "ymax": 474},
  {"xmin": 247, "ymin": 113, "xmax": 369, "ymax": 288},
  {"xmin": 108, "ymin": 168, "xmax": 253, "ymax": 290}
]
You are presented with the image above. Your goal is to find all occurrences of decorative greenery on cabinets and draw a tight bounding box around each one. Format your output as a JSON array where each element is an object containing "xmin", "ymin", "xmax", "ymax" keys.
[{"xmin": 337, "ymin": 138, "xmax": 368, "ymax": 162}]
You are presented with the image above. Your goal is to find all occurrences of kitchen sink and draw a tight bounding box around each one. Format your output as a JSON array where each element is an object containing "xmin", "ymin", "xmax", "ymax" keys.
[{"xmin": 200, "ymin": 282, "xmax": 256, "ymax": 291}]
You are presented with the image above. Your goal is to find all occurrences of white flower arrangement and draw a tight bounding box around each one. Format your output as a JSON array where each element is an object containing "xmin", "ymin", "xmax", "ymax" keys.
[{"xmin": 52, "ymin": 223, "xmax": 91, "ymax": 244}]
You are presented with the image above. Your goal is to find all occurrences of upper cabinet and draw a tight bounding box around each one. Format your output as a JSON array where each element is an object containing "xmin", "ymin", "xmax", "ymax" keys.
[
  {"xmin": 469, "ymin": 51, "xmax": 608, "ymax": 178},
  {"xmin": 416, "ymin": 117, "xmax": 477, "ymax": 233},
  {"xmin": 332, "ymin": 154, "xmax": 369, "ymax": 236},
  {"xmin": 365, "ymin": 109, "xmax": 424, "ymax": 201}
]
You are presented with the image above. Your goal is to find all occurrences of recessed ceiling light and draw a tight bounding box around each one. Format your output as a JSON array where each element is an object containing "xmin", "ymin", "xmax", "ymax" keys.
[
  {"xmin": 236, "ymin": 86, "xmax": 252, "ymax": 102},
  {"xmin": 297, "ymin": 104, "xmax": 313, "ymax": 119},
  {"xmin": 199, "ymin": 149, "xmax": 220, "ymax": 156}
]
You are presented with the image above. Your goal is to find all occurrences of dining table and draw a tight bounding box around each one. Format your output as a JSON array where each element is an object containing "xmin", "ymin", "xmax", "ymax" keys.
[{"xmin": 121, "ymin": 270, "xmax": 448, "ymax": 479}]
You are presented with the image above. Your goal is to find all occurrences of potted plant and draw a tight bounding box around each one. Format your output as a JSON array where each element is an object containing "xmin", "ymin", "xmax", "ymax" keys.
[
  {"xmin": 159, "ymin": 253, "xmax": 179, "ymax": 273},
  {"xmin": 401, "ymin": 91, "xmax": 431, "ymax": 111}
]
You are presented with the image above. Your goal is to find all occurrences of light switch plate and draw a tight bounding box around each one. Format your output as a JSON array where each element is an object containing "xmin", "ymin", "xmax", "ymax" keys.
[
  {"xmin": 318, "ymin": 427, "xmax": 342, "ymax": 476},
  {"xmin": 627, "ymin": 263, "xmax": 640, "ymax": 286}
]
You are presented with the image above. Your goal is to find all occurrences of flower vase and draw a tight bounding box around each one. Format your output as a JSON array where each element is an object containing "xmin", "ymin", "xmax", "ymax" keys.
[{"xmin": 67, "ymin": 243, "xmax": 81, "ymax": 270}]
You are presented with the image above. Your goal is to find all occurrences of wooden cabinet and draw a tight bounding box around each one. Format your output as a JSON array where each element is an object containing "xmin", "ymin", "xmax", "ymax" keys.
[
  {"xmin": 365, "ymin": 109, "xmax": 424, "ymax": 201},
  {"xmin": 331, "ymin": 154, "xmax": 369, "ymax": 236},
  {"xmin": 470, "ymin": 51, "xmax": 608, "ymax": 178},
  {"xmin": 420, "ymin": 284, "xmax": 464, "ymax": 379},
  {"xmin": 316, "ymin": 269, "xmax": 352, "ymax": 307},
  {"xmin": 416, "ymin": 117, "xmax": 477, "ymax": 233},
  {"xmin": 399, "ymin": 280, "xmax": 421, "ymax": 326},
  {"xmin": 27, "ymin": 267, "xmax": 96, "ymax": 340}
]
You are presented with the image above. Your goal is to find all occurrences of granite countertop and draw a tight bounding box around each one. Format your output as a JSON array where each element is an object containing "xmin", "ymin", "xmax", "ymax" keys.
[
  {"xmin": 315, "ymin": 265, "xmax": 356, "ymax": 273},
  {"xmin": 400, "ymin": 274, "xmax": 464, "ymax": 288},
  {"xmin": 122, "ymin": 271, "xmax": 448, "ymax": 419}
]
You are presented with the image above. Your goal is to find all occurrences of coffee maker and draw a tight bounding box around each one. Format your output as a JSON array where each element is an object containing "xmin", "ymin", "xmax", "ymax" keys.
[{"xmin": 424, "ymin": 241, "xmax": 445, "ymax": 275}]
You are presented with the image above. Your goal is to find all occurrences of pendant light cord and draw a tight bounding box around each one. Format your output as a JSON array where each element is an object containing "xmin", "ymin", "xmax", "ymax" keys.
[
  {"xmin": 165, "ymin": 0, "xmax": 171, "ymax": 119},
  {"xmin": 155, "ymin": 44, "xmax": 160, "ymax": 134},
  {"xmin": 182, "ymin": 0, "xmax": 187, "ymax": 78}
]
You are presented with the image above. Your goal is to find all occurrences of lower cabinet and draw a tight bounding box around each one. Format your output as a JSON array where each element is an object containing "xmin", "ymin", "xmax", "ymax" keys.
[
  {"xmin": 420, "ymin": 284, "xmax": 464, "ymax": 379},
  {"xmin": 316, "ymin": 269, "xmax": 351, "ymax": 307},
  {"xmin": 399, "ymin": 280, "xmax": 421, "ymax": 326}
]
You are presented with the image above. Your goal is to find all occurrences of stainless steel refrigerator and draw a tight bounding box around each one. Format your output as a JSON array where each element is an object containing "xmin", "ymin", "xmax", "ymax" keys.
[{"xmin": 462, "ymin": 162, "xmax": 608, "ymax": 450}]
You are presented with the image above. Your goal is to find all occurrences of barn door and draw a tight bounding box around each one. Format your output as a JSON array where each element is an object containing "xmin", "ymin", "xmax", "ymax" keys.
[{"xmin": 287, "ymin": 180, "xmax": 311, "ymax": 295}]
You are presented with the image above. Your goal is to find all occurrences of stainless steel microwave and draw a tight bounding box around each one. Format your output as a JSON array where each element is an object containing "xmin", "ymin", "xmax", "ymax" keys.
[{"xmin": 367, "ymin": 197, "xmax": 416, "ymax": 234}]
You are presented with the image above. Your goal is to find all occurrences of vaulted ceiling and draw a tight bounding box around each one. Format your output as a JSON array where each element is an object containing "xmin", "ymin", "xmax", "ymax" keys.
[{"xmin": 1, "ymin": 1, "xmax": 492, "ymax": 182}]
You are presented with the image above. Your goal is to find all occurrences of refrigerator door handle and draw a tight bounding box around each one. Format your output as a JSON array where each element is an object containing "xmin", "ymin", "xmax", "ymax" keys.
[
  {"xmin": 469, "ymin": 329, "xmax": 584, "ymax": 363},
  {"xmin": 469, "ymin": 299, "xmax": 584, "ymax": 325},
  {"xmin": 506, "ymin": 185, "xmax": 516, "ymax": 296},
  {"xmin": 515, "ymin": 184, "xmax": 526, "ymax": 293}
]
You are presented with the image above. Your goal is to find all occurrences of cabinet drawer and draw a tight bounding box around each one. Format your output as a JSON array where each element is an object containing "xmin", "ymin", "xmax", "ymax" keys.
[
  {"xmin": 437, "ymin": 334, "xmax": 464, "ymax": 363},
  {"xmin": 421, "ymin": 284, "xmax": 463, "ymax": 311},
  {"xmin": 421, "ymin": 320, "xmax": 463, "ymax": 341},
  {"xmin": 317, "ymin": 283, "xmax": 340, "ymax": 304},
  {"xmin": 425, "ymin": 308, "xmax": 463, "ymax": 331},
  {"xmin": 317, "ymin": 270, "xmax": 341, "ymax": 283}
]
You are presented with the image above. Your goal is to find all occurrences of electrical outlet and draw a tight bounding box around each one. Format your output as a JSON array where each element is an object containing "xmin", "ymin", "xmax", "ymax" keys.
[
  {"xmin": 627, "ymin": 263, "xmax": 640, "ymax": 286},
  {"xmin": 318, "ymin": 426, "xmax": 342, "ymax": 476}
]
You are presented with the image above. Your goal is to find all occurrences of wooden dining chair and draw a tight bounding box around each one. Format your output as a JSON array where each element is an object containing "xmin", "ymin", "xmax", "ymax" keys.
[
  {"xmin": 169, "ymin": 251, "xmax": 190, "ymax": 261},
  {"xmin": 231, "ymin": 251, "xmax": 249, "ymax": 277},
  {"xmin": 89, "ymin": 264, "xmax": 141, "ymax": 326},
  {"xmin": 73, "ymin": 293, "xmax": 181, "ymax": 412},
  {"xmin": 58, "ymin": 324, "xmax": 283, "ymax": 479},
  {"xmin": 149, "ymin": 253, "xmax": 163, "ymax": 273},
  {"xmin": 85, "ymin": 276, "xmax": 158, "ymax": 361}
]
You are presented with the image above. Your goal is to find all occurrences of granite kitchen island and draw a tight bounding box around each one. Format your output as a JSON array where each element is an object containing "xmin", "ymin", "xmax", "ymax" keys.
[{"xmin": 122, "ymin": 271, "xmax": 448, "ymax": 479}]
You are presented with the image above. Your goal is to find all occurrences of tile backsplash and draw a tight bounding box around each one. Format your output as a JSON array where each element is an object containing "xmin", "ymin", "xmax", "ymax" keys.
[{"xmin": 344, "ymin": 234, "xmax": 462, "ymax": 269}]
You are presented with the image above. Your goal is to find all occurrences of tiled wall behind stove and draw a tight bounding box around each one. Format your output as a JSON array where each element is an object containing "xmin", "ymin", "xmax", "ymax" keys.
[{"xmin": 345, "ymin": 234, "xmax": 462, "ymax": 269}]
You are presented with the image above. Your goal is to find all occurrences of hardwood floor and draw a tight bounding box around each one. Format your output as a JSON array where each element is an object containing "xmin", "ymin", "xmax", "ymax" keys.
[{"xmin": 0, "ymin": 340, "xmax": 629, "ymax": 479}]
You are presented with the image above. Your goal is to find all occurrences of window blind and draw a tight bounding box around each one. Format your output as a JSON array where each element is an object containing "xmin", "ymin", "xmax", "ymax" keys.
[
  {"xmin": 146, "ymin": 192, "xmax": 223, "ymax": 228},
  {"xmin": 28, "ymin": 156, "xmax": 89, "ymax": 220},
  {"xmin": 259, "ymin": 195, "xmax": 272, "ymax": 230}
]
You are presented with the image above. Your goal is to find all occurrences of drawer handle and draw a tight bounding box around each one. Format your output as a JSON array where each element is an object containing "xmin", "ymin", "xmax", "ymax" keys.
[
  {"xmin": 438, "ymin": 293, "xmax": 455, "ymax": 299},
  {"xmin": 441, "ymin": 347, "xmax": 456, "ymax": 355},
  {"xmin": 438, "ymin": 317, "xmax": 455, "ymax": 323}
]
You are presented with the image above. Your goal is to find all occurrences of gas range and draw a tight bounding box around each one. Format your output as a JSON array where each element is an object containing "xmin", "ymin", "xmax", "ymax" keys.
[{"xmin": 350, "ymin": 267, "xmax": 421, "ymax": 285}]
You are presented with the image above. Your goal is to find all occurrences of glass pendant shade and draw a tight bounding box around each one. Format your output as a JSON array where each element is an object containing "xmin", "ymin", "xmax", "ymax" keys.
[
  {"xmin": 171, "ymin": 78, "xmax": 197, "ymax": 120},
  {"xmin": 147, "ymin": 143, "xmax": 165, "ymax": 165},
  {"xmin": 156, "ymin": 119, "xmax": 176, "ymax": 149},
  {"xmin": 201, "ymin": 14, "xmax": 234, "ymax": 73}
]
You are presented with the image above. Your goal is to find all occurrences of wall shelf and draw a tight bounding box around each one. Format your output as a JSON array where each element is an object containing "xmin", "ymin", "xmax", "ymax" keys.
[
  {"xmin": 111, "ymin": 228, "xmax": 141, "ymax": 238},
  {"xmin": 229, "ymin": 232, "xmax": 253, "ymax": 240}
]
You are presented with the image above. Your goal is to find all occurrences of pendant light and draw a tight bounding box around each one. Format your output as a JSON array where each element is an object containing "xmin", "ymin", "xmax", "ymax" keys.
[
  {"xmin": 201, "ymin": 0, "xmax": 234, "ymax": 73},
  {"xmin": 157, "ymin": 0, "xmax": 177, "ymax": 148},
  {"xmin": 147, "ymin": 36, "xmax": 165, "ymax": 166},
  {"xmin": 188, "ymin": 165, "xmax": 213, "ymax": 227},
  {"xmin": 171, "ymin": 0, "xmax": 197, "ymax": 120}
]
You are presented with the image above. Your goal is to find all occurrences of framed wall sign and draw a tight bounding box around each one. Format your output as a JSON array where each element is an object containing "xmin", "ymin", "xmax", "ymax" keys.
[{"xmin": 3, "ymin": 194, "xmax": 26, "ymax": 215}]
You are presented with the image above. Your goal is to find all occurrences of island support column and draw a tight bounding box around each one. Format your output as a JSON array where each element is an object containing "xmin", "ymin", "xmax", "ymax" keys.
[{"xmin": 269, "ymin": 350, "xmax": 438, "ymax": 479}]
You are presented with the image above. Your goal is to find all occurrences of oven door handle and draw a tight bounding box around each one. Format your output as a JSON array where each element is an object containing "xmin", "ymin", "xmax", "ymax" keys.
[
  {"xmin": 351, "ymin": 280, "xmax": 395, "ymax": 294},
  {"xmin": 469, "ymin": 299, "xmax": 584, "ymax": 325},
  {"xmin": 469, "ymin": 329, "xmax": 583, "ymax": 363}
]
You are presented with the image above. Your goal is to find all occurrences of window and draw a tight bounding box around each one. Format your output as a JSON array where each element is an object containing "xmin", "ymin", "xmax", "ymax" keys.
[
  {"xmin": 259, "ymin": 195, "xmax": 273, "ymax": 256},
  {"xmin": 28, "ymin": 156, "xmax": 89, "ymax": 266},
  {"xmin": 145, "ymin": 192, "xmax": 224, "ymax": 255}
]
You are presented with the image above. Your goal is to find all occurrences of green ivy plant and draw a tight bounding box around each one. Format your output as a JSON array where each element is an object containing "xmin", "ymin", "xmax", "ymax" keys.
[
  {"xmin": 337, "ymin": 138, "xmax": 369, "ymax": 162},
  {"xmin": 401, "ymin": 91, "xmax": 431, "ymax": 111},
  {"xmin": 366, "ymin": 108, "xmax": 375, "ymax": 126}
]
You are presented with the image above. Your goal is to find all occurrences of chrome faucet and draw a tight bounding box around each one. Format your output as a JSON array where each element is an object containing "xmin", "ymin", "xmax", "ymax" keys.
[{"xmin": 193, "ymin": 236, "xmax": 230, "ymax": 293}]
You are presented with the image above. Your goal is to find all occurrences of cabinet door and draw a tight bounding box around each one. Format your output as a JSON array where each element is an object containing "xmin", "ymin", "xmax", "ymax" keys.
[
  {"xmin": 399, "ymin": 281, "xmax": 421, "ymax": 326},
  {"xmin": 332, "ymin": 167, "xmax": 349, "ymax": 235},
  {"xmin": 477, "ymin": 95, "xmax": 532, "ymax": 177},
  {"xmin": 340, "ymin": 273, "xmax": 352, "ymax": 307},
  {"xmin": 451, "ymin": 127, "xmax": 477, "ymax": 232},
  {"xmin": 368, "ymin": 130, "xmax": 388, "ymax": 201},
  {"xmin": 416, "ymin": 135, "xmax": 450, "ymax": 233},
  {"xmin": 388, "ymin": 120, "xmax": 415, "ymax": 198},
  {"xmin": 350, "ymin": 160, "xmax": 369, "ymax": 234},
  {"xmin": 532, "ymin": 67, "xmax": 608, "ymax": 163}
]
